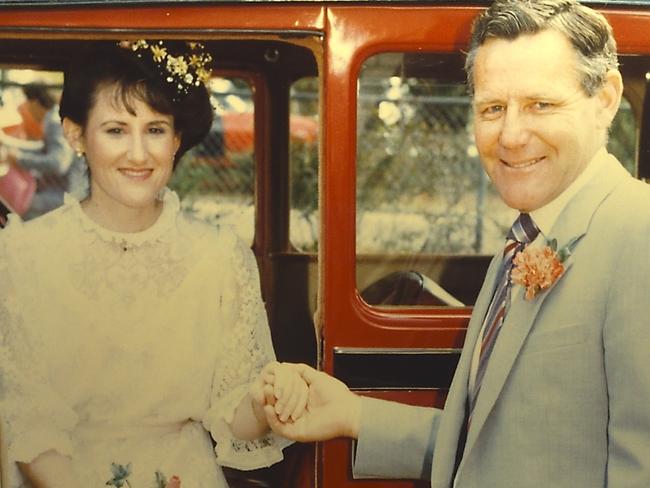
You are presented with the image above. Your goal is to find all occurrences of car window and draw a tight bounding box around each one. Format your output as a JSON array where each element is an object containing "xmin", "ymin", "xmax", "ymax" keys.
[
  {"xmin": 355, "ymin": 52, "xmax": 638, "ymax": 308},
  {"xmin": 289, "ymin": 76, "xmax": 319, "ymax": 252}
]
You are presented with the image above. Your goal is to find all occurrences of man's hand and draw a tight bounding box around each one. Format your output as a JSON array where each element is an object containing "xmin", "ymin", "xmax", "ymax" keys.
[{"xmin": 264, "ymin": 363, "xmax": 362, "ymax": 442}]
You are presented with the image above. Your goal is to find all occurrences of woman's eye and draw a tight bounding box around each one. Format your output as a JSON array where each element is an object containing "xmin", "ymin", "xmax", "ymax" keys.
[
  {"xmin": 106, "ymin": 127, "xmax": 123, "ymax": 135},
  {"xmin": 148, "ymin": 126, "xmax": 166, "ymax": 134}
]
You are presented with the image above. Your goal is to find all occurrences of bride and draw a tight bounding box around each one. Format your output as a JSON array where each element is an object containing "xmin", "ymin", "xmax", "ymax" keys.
[{"xmin": 0, "ymin": 39, "xmax": 306, "ymax": 487}]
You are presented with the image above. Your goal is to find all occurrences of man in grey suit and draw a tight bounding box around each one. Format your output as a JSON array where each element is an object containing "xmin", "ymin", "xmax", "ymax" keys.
[{"xmin": 264, "ymin": 1, "xmax": 650, "ymax": 486}]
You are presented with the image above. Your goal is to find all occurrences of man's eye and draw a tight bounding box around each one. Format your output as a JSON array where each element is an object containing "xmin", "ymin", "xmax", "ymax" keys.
[
  {"xmin": 533, "ymin": 101, "xmax": 552, "ymax": 111},
  {"xmin": 481, "ymin": 105, "xmax": 504, "ymax": 117}
]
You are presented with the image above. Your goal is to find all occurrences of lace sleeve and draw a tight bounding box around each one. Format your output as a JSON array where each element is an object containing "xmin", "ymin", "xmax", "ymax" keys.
[
  {"xmin": 0, "ymin": 220, "xmax": 79, "ymax": 482},
  {"xmin": 202, "ymin": 232, "xmax": 291, "ymax": 470}
]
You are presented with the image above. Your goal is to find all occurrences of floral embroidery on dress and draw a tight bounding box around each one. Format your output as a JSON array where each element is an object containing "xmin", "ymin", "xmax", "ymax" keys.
[{"xmin": 105, "ymin": 462, "xmax": 177, "ymax": 488}]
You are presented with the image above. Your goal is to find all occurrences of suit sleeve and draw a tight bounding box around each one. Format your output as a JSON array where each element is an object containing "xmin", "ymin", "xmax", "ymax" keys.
[
  {"xmin": 353, "ymin": 396, "xmax": 441, "ymax": 480},
  {"xmin": 603, "ymin": 185, "xmax": 650, "ymax": 486}
]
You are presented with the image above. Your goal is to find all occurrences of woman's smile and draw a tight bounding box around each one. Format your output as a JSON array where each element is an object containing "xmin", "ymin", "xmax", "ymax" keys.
[{"xmin": 118, "ymin": 167, "xmax": 155, "ymax": 180}]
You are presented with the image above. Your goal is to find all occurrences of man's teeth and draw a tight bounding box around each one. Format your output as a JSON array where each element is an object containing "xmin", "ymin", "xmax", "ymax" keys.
[{"xmin": 506, "ymin": 157, "xmax": 543, "ymax": 168}]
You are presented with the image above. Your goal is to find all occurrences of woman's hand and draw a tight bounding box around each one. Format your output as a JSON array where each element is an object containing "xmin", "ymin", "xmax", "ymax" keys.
[
  {"xmin": 265, "ymin": 361, "xmax": 309, "ymax": 423},
  {"xmin": 264, "ymin": 364, "xmax": 362, "ymax": 442},
  {"xmin": 230, "ymin": 360, "xmax": 306, "ymax": 440},
  {"xmin": 250, "ymin": 361, "xmax": 309, "ymax": 423},
  {"xmin": 17, "ymin": 450, "xmax": 83, "ymax": 488}
]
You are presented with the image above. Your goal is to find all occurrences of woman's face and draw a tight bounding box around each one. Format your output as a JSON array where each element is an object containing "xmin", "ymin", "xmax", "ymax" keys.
[{"xmin": 80, "ymin": 83, "xmax": 180, "ymax": 213}]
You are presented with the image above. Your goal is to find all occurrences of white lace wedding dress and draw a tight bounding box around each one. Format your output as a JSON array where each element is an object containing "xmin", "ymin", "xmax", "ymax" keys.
[{"xmin": 0, "ymin": 190, "xmax": 290, "ymax": 487}]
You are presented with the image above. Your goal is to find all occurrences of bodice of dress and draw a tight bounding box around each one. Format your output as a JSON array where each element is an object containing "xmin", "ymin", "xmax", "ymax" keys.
[{"xmin": 0, "ymin": 190, "xmax": 289, "ymax": 487}]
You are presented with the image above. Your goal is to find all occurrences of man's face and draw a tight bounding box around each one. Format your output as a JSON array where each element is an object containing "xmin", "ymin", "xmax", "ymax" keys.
[{"xmin": 472, "ymin": 29, "xmax": 614, "ymax": 212}]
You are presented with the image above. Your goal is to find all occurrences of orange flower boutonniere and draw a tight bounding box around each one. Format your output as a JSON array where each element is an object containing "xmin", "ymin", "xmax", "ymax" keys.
[{"xmin": 511, "ymin": 238, "xmax": 577, "ymax": 301}]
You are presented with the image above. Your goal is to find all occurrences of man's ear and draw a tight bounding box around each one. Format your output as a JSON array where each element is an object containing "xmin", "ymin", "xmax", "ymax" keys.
[
  {"xmin": 62, "ymin": 118, "xmax": 84, "ymax": 154},
  {"xmin": 596, "ymin": 69, "xmax": 623, "ymax": 130}
]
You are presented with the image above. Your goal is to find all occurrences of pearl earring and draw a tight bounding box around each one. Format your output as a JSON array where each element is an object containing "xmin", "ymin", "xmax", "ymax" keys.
[{"xmin": 75, "ymin": 147, "xmax": 84, "ymax": 158}]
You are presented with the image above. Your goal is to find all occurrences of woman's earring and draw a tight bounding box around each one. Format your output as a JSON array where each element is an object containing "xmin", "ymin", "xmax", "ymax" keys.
[{"xmin": 75, "ymin": 147, "xmax": 84, "ymax": 158}]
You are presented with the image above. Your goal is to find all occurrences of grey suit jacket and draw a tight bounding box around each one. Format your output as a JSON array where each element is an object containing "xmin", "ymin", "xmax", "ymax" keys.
[{"xmin": 354, "ymin": 153, "xmax": 650, "ymax": 487}]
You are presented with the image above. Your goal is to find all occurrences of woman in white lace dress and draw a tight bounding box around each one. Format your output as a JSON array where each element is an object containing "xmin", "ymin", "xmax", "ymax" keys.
[{"xmin": 0, "ymin": 40, "xmax": 305, "ymax": 487}]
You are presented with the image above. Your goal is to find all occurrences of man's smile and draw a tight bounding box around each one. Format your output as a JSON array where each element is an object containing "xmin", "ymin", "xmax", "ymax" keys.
[{"xmin": 501, "ymin": 156, "xmax": 546, "ymax": 169}]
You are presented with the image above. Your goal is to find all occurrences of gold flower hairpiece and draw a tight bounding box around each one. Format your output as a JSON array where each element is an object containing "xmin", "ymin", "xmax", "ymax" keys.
[{"xmin": 118, "ymin": 39, "xmax": 213, "ymax": 99}]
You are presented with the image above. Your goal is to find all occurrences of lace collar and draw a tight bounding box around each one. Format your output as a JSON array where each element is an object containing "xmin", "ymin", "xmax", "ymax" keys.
[{"xmin": 64, "ymin": 188, "xmax": 180, "ymax": 250}]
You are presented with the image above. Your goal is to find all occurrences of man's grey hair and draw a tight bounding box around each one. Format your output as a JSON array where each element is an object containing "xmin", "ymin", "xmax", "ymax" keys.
[{"xmin": 465, "ymin": 0, "xmax": 619, "ymax": 97}]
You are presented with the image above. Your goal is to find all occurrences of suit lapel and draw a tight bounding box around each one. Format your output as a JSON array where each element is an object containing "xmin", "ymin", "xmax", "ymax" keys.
[
  {"xmin": 457, "ymin": 153, "xmax": 631, "ymax": 471},
  {"xmin": 429, "ymin": 253, "xmax": 502, "ymax": 485}
]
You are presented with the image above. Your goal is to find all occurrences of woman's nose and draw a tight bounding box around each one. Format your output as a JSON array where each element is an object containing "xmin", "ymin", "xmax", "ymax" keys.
[{"xmin": 127, "ymin": 135, "xmax": 147, "ymax": 164}]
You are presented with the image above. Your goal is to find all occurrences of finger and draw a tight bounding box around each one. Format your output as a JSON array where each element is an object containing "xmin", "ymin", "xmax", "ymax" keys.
[
  {"xmin": 276, "ymin": 379, "xmax": 300, "ymax": 422},
  {"xmin": 294, "ymin": 363, "xmax": 321, "ymax": 386},
  {"xmin": 261, "ymin": 361, "xmax": 280, "ymax": 384},
  {"xmin": 249, "ymin": 379, "xmax": 265, "ymax": 406},
  {"xmin": 264, "ymin": 404, "xmax": 287, "ymax": 432},
  {"xmin": 272, "ymin": 369, "xmax": 298, "ymax": 419},
  {"xmin": 265, "ymin": 404, "xmax": 304, "ymax": 440},
  {"xmin": 291, "ymin": 382, "xmax": 309, "ymax": 421},
  {"xmin": 280, "ymin": 375, "xmax": 308, "ymax": 422},
  {"xmin": 263, "ymin": 383, "xmax": 276, "ymax": 406},
  {"xmin": 272, "ymin": 365, "xmax": 309, "ymax": 419},
  {"xmin": 272, "ymin": 370, "xmax": 289, "ymax": 401}
]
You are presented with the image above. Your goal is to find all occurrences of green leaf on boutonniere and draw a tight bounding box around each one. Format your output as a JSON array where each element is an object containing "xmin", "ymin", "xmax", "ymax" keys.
[
  {"xmin": 548, "ymin": 238, "xmax": 558, "ymax": 252},
  {"xmin": 155, "ymin": 471, "xmax": 168, "ymax": 488},
  {"xmin": 558, "ymin": 247, "xmax": 571, "ymax": 262},
  {"xmin": 106, "ymin": 462, "xmax": 132, "ymax": 488},
  {"xmin": 558, "ymin": 235, "xmax": 581, "ymax": 262}
]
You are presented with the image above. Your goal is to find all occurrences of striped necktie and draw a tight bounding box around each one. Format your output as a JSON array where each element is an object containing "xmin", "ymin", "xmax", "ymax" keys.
[{"xmin": 469, "ymin": 213, "xmax": 539, "ymax": 415}]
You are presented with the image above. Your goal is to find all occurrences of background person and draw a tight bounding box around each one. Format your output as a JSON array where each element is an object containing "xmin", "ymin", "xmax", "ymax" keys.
[
  {"xmin": 266, "ymin": 1, "xmax": 650, "ymax": 487},
  {"xmin": 4, "ymin": 83, "xmax": 76, "ymax": 219},
  {"xmin": 0, "ymin": 40, "xmax": 305, "ymax": 488}
]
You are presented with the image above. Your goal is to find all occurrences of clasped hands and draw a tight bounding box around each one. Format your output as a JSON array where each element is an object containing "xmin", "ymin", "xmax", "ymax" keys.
[{"xmin": 249, "ymin": 362, "xmax": 363, "ymax": 442}]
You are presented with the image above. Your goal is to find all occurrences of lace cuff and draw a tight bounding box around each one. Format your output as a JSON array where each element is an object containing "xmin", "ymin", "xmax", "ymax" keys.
[
  {"xmin": 203, "ymin": 230, "xmax": 293, "ymax": 469},
  {"xmin": 203, "ymin": 383, "xmax": 292, "ymax": 470}
]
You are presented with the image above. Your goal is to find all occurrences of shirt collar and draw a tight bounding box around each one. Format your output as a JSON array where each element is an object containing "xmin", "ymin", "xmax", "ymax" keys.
[{"xmin": 529, "ymin": 147, "xmax": 609, "ymax": 238}]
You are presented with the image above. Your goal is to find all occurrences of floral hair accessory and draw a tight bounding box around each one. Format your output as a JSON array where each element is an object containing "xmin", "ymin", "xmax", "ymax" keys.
[
  {"xmin": 118, "ymin": 39, "xmax": 212, "ymax": 101},
  {"xmin": 511, "ymin": 237, "xmax": 578, "ymax": 301}
]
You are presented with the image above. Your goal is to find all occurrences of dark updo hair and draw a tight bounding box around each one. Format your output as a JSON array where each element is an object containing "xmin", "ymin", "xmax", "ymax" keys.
[
  {"xmin": 23, "ymin": 83, "xmax": 56, "ymax": 110},
  {"xmin": 59, "ymin": 41, "xmax": 214, "ymax": 167}
]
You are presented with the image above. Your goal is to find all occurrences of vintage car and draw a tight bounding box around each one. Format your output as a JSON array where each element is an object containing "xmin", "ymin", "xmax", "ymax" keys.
[{"xmin": 0, "ymin": 0, "xmax": 648, "ymax": 487}]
